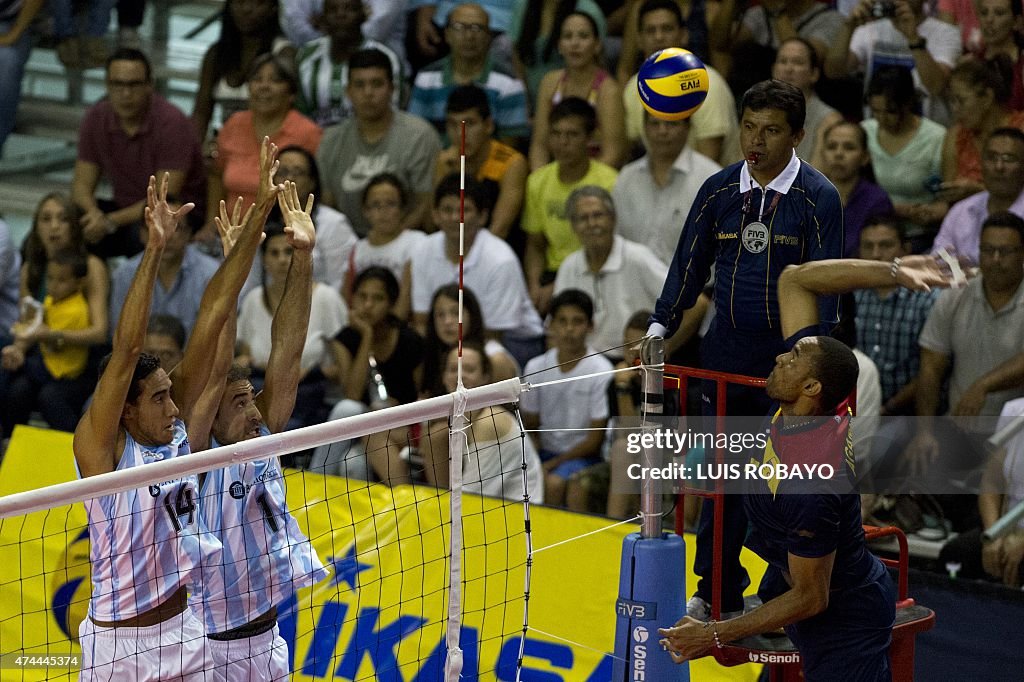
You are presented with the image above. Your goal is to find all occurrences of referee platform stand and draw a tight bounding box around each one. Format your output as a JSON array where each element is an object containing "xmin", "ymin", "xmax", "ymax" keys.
[{"xmin": 664, "ymin": 364, "xmax": 936, "ymax": 681}]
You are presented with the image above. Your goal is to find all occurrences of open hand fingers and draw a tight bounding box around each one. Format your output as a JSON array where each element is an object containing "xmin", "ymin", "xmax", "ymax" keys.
[
  {"xmin": 304, "ymin": 192, "xmax": 315, "ymax": 214},
  {"xmin": 284, "ymin": 180, "xmax": 299, "ymax": 209},
  {"xmin": 259, "ymin": 136, "xmax": 278, "ymax": 165},
  {"xmin": 230, "ymin": 196, "xmax": 245, "ymax": 224},
  {"xmin": 217, "ymin": 199, "xmax": 230, "ymax": 226},
  {"xmin": 171, "ymin": 202, "xmax": 196, "ymax": 220},
  {"xmin": 240, "ymin": 201, "xmax": 254, "ymax": 228},
  {"xmin": 158, "ymin": 171, "xmax": 170, "ymax": 202},
  {"xmin": 276, "ymin": 185, "xmax": 291, "ymax": 223}
]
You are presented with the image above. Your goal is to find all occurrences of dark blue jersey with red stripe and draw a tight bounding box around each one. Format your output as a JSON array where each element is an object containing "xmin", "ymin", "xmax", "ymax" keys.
[
  {"xmin": 743, "ymin": 407, "xmax": 879, "ymax": 593},
  {"xmin": 744, "ymin": 406, "xmax": 895, "ymax": 681},
  {"xmin": 651, "ymin": 160, "xmax": 843, "ymax": 337}
]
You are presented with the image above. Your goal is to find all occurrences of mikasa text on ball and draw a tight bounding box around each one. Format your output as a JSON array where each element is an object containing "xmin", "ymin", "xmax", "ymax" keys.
[{"xmin": 637, "ymin": 47, "xmax": 709, "ymax": 121}]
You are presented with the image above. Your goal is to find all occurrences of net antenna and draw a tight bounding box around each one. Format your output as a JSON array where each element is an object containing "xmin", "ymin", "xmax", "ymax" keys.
[{"xmin": 443, "ymin": 119, "xmax": 469, "ymax": 680}]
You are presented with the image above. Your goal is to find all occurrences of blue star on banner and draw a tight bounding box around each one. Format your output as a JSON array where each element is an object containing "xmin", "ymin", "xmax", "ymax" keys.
[{"xmin": 327, "ymin": 544, "xmax": 372, "ymax": 590}]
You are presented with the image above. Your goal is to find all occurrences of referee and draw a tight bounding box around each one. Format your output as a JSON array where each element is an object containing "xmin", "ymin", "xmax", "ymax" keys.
[{"xmin": 647, "ymin": 79, "xmax": 844, "ymax": 620}]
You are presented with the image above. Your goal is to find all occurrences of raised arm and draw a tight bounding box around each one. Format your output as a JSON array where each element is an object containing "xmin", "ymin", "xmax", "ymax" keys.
[
  {"xmin": 187, "ymin": 197, "xmax": 253, "ymax": 451},
  {"xmin": 73, "ymin": 175, "xmax": 181, "ymax": 478},
  {"xmin": 777, "ymin": 256, "xmax": 952, "ymax": 339},
  {"xmin": 257, "ymin": 182, "xmax": 316, "ymax": 433},
  {"xmin": 172, "ymin": 138, "xmax": 282, "ymax": 423},
  {"xmin": 0, "ymin": 0, "xmax": 44, "ymax": 45},
  {"xmin": 825, "ymin": 1, "xmax": 873, "ymax": 79}
]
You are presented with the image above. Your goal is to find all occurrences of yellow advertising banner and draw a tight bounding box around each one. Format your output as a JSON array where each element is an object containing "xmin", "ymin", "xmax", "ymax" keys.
[{"xmin": 0, "ymin": 426, "xmax": 764, "ymax": 681}]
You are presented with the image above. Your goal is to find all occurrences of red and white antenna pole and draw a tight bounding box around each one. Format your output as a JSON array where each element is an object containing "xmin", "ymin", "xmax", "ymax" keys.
[{"xmin": 456, "ymin": 120, "xmax": 466, "ymax": 389}]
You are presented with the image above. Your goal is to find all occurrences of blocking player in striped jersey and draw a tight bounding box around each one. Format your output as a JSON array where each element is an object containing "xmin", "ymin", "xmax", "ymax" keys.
[
  {"xmin": 73, "ymin": 141, "xmax": 282, "ymax": 680},
  {"xmin": 187, "ymin": 180, "xmax": 328, "ymax": 680}
]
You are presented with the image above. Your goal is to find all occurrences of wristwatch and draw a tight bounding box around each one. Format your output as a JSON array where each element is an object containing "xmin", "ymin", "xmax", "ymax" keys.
[{"xmin": 907, "ymin": 37, "xmax": 927, "ymax": 50}]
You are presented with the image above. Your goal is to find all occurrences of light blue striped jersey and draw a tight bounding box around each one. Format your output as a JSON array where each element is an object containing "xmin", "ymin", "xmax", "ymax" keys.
[
  {"xmin": 193, "ymin": 426, "xmax": 328, "ymax": 633},
  {"xmin": 407, "ymin": 55, "xmax": 530, "ymax": 141},
  {"xmin": 83, "ymin": 419, "xmax": 222, "ymax": 621}
]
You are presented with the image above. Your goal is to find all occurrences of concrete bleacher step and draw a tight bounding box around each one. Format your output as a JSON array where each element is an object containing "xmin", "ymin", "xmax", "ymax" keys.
[
  {"xmin": 20, "ymin": 0, "xmax": 221, "ymax": 110},
  {"xmin": 3, "ymin": 1, "xmax": 222, "ymax": 218}
]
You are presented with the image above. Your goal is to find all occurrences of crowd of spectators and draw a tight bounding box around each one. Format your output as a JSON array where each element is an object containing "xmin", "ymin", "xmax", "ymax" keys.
[{"xmin": 4, "ymin": 0, "xmax": 1024, "ymax": 589}]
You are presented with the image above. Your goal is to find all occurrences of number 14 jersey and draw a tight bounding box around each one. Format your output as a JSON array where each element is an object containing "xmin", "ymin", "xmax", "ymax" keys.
[{"xmin": 83, "ymin": 418, "xmax": 221, "ymax": 622}]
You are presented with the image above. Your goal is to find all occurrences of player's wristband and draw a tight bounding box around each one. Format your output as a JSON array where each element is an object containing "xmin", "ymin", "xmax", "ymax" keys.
[
  {"xmin": 704, "ymin": 619, "xmax": 723, "ymax": 648},
  {"xmin": 890, "ymin": 257, "xmax": 902, "ymax": 281}
]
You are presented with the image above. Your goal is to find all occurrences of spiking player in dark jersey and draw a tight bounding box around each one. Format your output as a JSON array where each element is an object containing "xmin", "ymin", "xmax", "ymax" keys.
[
  {"xmin": 659, "ymin": 256, "xmax": 955, "ymax": 681},
  {"xmin": 648, "ymin": 79, "xmax": 844, "ymax": 621}
]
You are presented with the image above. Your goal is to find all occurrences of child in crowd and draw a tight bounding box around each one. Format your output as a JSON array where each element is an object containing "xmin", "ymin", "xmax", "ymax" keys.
[
  {"xmin": 605, "ymin": 311, "xmax": 649, "ymax": 520},
  {"xmin": 524, "ymin": 97, "xmax": 618, "ymax": 316},
  {"xmin": 323, "ymin": 267, "xmax": 423, "ymax": 483},
  {"xmin": 421, "ymin": 342, "xmax": 544, "ymax": 503},
  {"xmin": 521, "ymin": 289, "xmax": 612, "ymax": 508},
  {"xmin": 1, "ymin": 249, "xmax": 94, "ymax": 434},
  {"xmin": 343, "ymin": 173, "xmax": 425, "ymax": 321},
  {"xmin": 433, "ymin": 85, "xmax": 528, "ymax": 246},
  {"xmin": 420, "ymin": 284, "xmax": 519, "ymax": 397}
]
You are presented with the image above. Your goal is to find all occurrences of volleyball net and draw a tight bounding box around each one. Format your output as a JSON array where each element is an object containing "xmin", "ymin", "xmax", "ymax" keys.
[
  {"xmin": 0, "ymin": 347, "xmax": 782, "ymax": 682},
  {"xmin": 0, "ymin": 378, "xmax": 544, "ymax": 681}
]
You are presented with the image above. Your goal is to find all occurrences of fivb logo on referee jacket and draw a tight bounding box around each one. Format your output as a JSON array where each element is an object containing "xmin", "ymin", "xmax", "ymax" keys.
[{"xmin": 742, "ymin": 221, "xmax": 769, "ymax": 253}]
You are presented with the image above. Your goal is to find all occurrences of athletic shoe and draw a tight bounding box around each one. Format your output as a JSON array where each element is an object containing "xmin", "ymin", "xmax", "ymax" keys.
[
  {"xmin": 56, "ymin": 38, "xmax": 81, "ymax": 68},
  {"xmin": 686, "ymin": 595, "xmax": 743, "ymax": 621}
]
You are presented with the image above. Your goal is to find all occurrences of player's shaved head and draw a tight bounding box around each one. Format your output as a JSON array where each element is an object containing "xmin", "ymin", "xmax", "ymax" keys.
[{"xmin": 807, "ymin": 336, "xmax": 858, "ymax": 412}]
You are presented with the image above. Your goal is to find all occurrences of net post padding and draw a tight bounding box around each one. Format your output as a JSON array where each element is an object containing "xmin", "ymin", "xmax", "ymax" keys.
[
  {"xmin": 0, "ymin": 378, "xmax": 522, "ymax": 519},
  {"xmin": 639, "ymin": 337, "xmax": 665, "ymax": 539}
]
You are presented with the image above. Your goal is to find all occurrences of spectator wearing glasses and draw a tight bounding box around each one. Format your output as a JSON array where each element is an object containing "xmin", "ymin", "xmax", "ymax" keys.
[
  {"xmin": 71, "ymin": 48, "xmax": 206, "ymax": 259},
  {"xmin": 409, "ymin": 3, "xmax": 529, "ymax": 145},
  {"xmin": 553, "ymin": 186, "xmax": 668, "ymax": 360},
  {"xmin": 932, "ymin": 127, "xmax": 1024, "ymax": 266},
  {"xmin": 899, "ymin": 213, "xmax": 1024, "ymax": 520}
]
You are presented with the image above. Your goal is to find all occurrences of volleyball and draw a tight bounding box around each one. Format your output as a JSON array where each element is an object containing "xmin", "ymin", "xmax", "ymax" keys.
[{"xmin": 636, "ymin": 47, "xmax": 709, "ymax": 121}]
